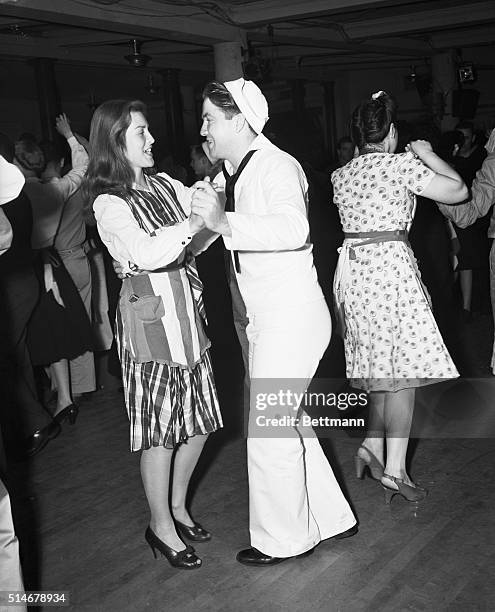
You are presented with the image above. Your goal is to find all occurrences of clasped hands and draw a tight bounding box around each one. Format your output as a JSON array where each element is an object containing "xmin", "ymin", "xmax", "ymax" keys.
[
  {"xmin": 405, "ymin": 139, "xmax": 434, "ymax": 159},
  {"xmin": 189, "ymin": 178, "xmax": 230, "ymax": 236}
]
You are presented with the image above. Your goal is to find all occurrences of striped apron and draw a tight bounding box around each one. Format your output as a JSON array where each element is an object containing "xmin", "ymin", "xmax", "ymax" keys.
[{"xmin": 114, "ymin": 175, "xmax": 222, "ymax": 451}]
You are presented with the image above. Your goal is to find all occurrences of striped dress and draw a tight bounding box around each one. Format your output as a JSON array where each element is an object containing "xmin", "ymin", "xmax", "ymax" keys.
[{"xmin": 94, "ymin": 173, "xmax": 222, "ymax": 451}]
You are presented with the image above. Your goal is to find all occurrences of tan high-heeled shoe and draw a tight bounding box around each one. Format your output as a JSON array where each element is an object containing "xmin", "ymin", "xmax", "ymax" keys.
[
  {"xmin": 354, "ymin": 445, "xmax": 384, "ymax": 480},
  {"xmin": 381, "ymin": 473, "xmax": 427, "ymax": 504}
]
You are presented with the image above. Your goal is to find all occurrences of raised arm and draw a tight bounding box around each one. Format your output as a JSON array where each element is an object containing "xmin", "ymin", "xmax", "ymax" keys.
[
  {"xmin": 54, "ymin": 114, "xmax": 89, "ymax": 201},
  {"xmin": 407, "ymin": 140, "xmax": 468, "ymax": 204}
]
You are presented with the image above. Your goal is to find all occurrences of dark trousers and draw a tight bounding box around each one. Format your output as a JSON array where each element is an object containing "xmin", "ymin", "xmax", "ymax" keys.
[
  {"xmin": 226, "ymin": 257, "xmax": 250, "ymax": 410},
  {"xmin": 0, "ymin": 272, "xmax": 52, "ymax": 438}
]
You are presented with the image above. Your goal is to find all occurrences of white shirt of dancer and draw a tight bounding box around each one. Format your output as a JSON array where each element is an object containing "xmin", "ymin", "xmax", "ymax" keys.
[
  {"xmin": 25, "ymin": 136, "xmax": 88, "ymax": 249},
  {"xmin": 221, "ymin": 133, "xmax": 324, "ymax": 315}
]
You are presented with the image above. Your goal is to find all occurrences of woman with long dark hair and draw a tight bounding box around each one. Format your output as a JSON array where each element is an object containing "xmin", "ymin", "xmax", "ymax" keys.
[
  {"xmin": 85, "ymin": 99, "xmax": 222, "ymax": 569},
  {"xmin": 332, "ymin": 91, "xmax": 467, "ymax": 503}
]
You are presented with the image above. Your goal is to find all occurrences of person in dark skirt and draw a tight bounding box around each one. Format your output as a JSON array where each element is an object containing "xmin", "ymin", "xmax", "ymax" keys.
[
  {"xmin": 14, "ymin": 114, "xmax": 91, "ymax": 427},
  {"xmin": 0, "ymin": 134, "xmax": 61, "ymax": 457},
  {"xmin": 452, "ymin": 121, "xmax": 489, "ymax": 318},
  {"xmin": 409, "ymin": 131, "xmax": 470, "ymax": 373}
]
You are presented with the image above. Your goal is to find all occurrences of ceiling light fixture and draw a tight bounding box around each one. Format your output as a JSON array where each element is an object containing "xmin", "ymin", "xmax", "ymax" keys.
[{"xmin": 124, "ymin": 39, "xmax": 151, "ymax": 67}]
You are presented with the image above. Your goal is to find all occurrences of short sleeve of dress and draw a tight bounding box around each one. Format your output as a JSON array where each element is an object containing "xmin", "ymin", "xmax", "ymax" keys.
[{"xmin": 397, "ymin": 152, "xmax": 435, "ymax": 195}]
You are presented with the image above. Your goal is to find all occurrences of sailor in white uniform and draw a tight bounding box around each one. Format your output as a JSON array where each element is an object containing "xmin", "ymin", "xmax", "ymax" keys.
[{"xmin": 192, "ymin": 78, "xmax": 356, "ymax": 565}]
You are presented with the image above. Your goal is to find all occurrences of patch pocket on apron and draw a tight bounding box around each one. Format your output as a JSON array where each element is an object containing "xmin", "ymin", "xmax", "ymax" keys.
[{"xmin": 129, "ymin": 294, "xmax": 165, "ymax": 323}]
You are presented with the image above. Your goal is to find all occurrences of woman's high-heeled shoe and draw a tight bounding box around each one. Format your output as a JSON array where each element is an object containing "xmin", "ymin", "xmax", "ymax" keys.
[
  {"xmin": 381, "ymin": 473, "xmax": 427, "ymax": 504},
  {"xmin": 175, "ymin": 519, "xmax": 211, "ymax": 542},
  {"xmin": 354, "ymin": 445, "xmax": 384, "ymax": 480},
  {"xmin": 145, "ymin": 526, "xmax": 202, "ymax": 569},
  {"xmin": 54, "ymin": 404, "xmax": 79, "ymax": 425}
]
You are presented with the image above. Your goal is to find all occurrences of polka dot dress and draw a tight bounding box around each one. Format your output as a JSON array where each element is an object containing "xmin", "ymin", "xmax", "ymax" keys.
[{"xmin": 332, "ymin": 151, "xmax": 459, "ymax": 392}]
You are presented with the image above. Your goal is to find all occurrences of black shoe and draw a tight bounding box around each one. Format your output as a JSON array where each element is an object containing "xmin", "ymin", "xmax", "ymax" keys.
[
  {"xmin": 330, "ymin": 524, "xmax": 358, "ymax": 540},
  {"xmin": 54, "ymin": 403, "xmax": 79, "ymax": 425},
  {"xmin": 25, "ymin": 420, "xmax": 61, "ymax": 457},
  {"xmin": 145, "ymin": 526, "xmax": 202, "ymax": 569},
  {"xmin": 236, "ymin": 546, "xmax": 314, "ymax": 566},
  {"xmin": 175, "ymin": 519, "xmax": 211, "ymax": 542}
]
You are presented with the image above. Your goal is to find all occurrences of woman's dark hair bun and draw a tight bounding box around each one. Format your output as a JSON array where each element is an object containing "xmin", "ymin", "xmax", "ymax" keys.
[{"xmin": 350, "ymin": 91, "xmax": 397, "ymax": 150}]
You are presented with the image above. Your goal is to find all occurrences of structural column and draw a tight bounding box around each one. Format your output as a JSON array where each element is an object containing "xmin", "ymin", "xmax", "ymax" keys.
[
  {"xmin": 29, "ymin": 58, "xmax": 61, "ymax": 141},
  {"xmin": 213, "ymin": 41, "xmax": 243, "ymax": 82},
  {"xmin": 322, "ymin": 81, "xmax": 337, "ymax": 156},
  {"xmin": 431, "ymin": 50, "xmax": 457, "ymax": 131},
  {"xmin": 160, "ymin": 68, "xmax": 186, "ymax": 164}
]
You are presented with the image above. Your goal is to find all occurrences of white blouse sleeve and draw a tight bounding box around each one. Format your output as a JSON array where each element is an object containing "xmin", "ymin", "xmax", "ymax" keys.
[
  {"xmin": 55, "ymin": 136, "xmax": 89, "ymax": 202},
  {"xmin": 93, "ymin": 193, "xmax": 194, "ymax": 270}
]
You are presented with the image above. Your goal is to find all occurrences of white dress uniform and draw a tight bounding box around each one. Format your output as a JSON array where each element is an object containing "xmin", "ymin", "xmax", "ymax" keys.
[{"xmin": 223, "ymin": 133, "xmax": 356, "ymax": 557}]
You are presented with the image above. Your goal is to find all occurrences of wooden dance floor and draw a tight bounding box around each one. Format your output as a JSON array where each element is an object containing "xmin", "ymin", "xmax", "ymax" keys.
[{"xmin": 7, "ymin": 317, "xmax": 495, "ymax": 612}]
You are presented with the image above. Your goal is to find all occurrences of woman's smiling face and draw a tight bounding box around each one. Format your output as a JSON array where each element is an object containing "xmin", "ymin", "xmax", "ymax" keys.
[{"xmin": 124, "ymin": 111, "xmax": 155, "ymax": 175}]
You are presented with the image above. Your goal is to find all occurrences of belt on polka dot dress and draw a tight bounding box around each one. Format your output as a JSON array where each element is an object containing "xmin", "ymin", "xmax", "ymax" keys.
[
  {"xmin": 344, "ymin": 230, "xmax": 408, "ymax": 258},
  {"xmin": 333, "ymin": 229, "xmax": 410, "ymax": 337}
]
